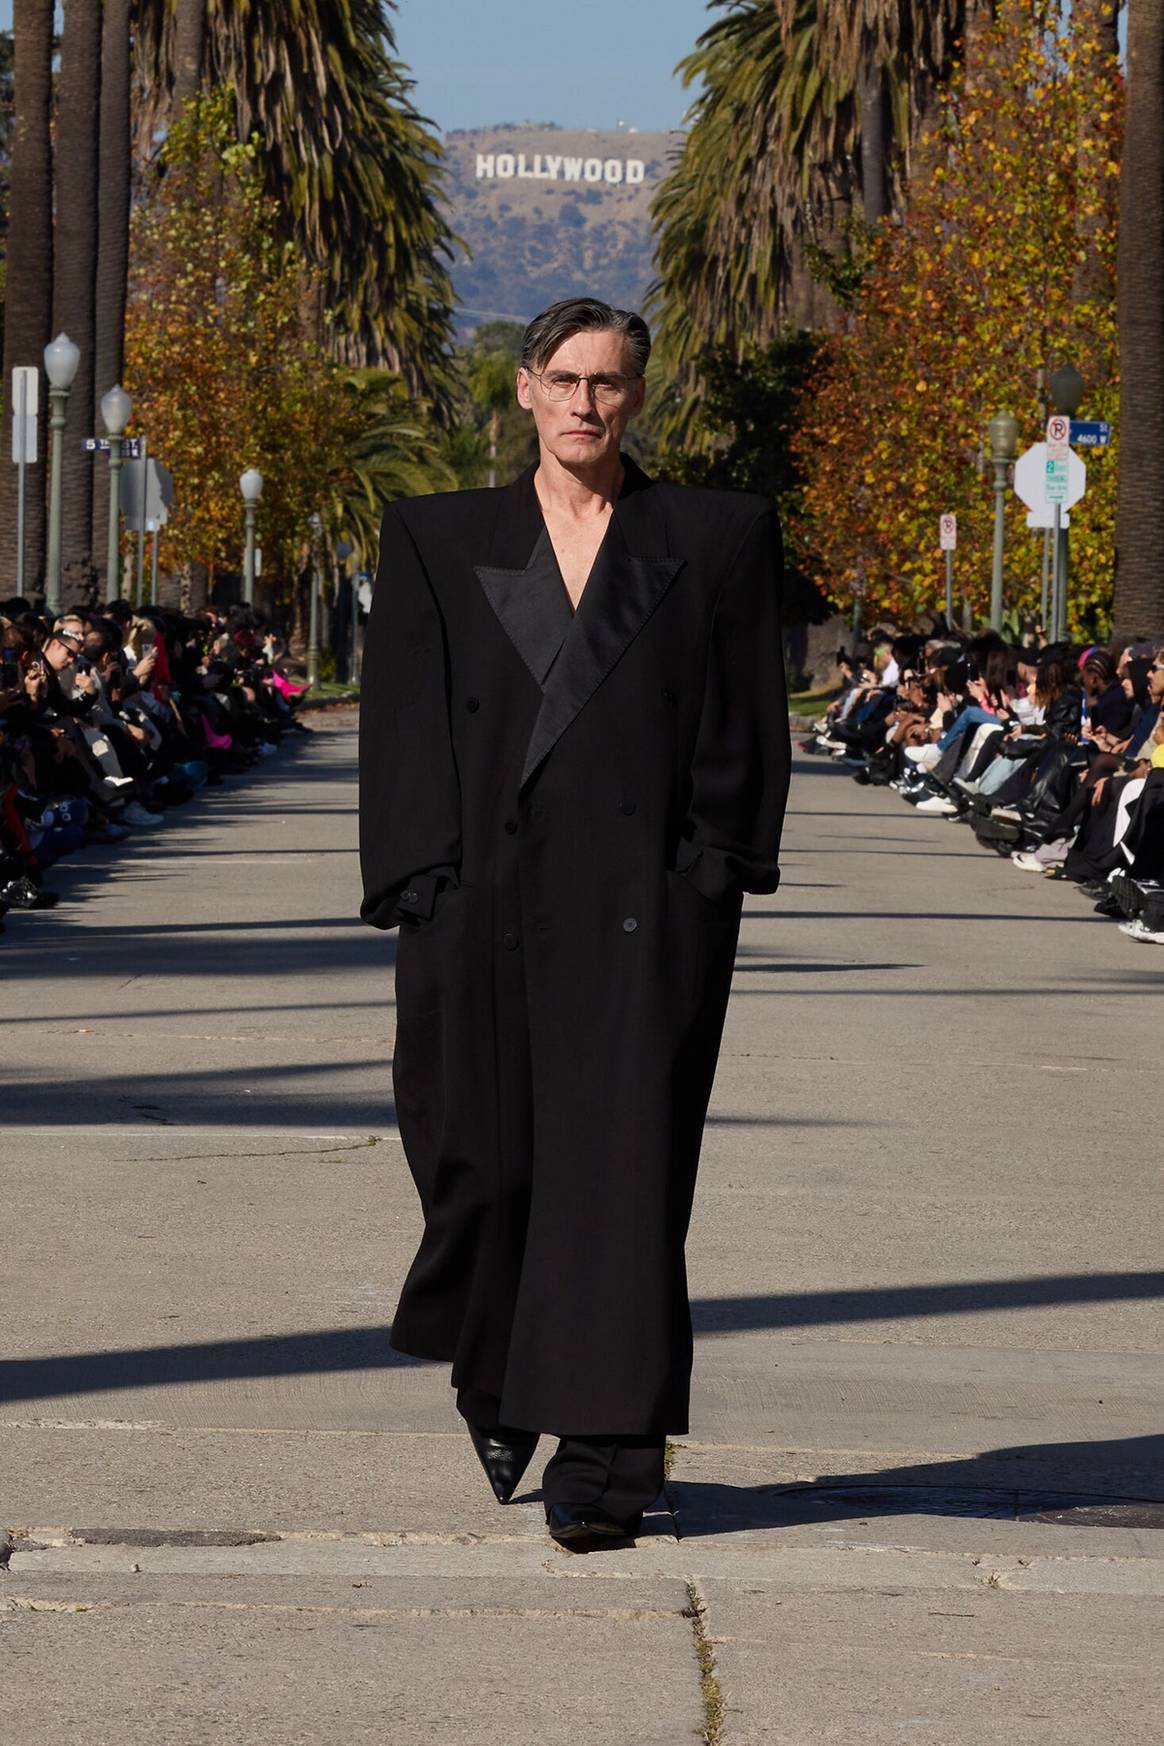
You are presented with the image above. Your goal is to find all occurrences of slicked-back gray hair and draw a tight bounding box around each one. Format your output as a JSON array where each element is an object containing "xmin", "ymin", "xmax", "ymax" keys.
[{"xmin": 520, "ymin": 297, "xmax": 651, "ymax": 377}]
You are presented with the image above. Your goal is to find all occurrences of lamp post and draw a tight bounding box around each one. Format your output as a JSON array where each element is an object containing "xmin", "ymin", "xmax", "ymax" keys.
[
  {"xmin": 987, "ymin": 409, "xmax": 1019, "ymax": 631},
  {"xmin": 335, "ymin": 538, "xmax": 354, "ymax": 682},
  {"xmin": 240, "ymin": 469, "xmax": 263, "ymax": 606},
  {"xmin": 43, "ymin": 333, "xmax": 81, "ymax": 619},
  {"xmin": 307, "ymin": 512, "xmax": 322, "ymax": 688},
  {"xmin": 100, "ymin": 383, "xmax": 132, "ymax": 598},
  {"xmin": 1048, "ymin": 364, "xmax": 1083, "ymax": 643}
]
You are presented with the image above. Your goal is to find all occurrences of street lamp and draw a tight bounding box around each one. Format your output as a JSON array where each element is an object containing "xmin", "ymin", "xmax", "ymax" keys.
[
  {"xmin": 307, "ymin": 511, "xmax": 322, "ymax": 688},
  {"xmin": 100, "ymin": 382, "xmax": 132, "ymax": 597},
  {"xmin": 240, "ymin": 468, "xmax": 263, "ymax": 606},
  {"xmin": 987, "ymin": 408, "xmax": 1019, "ymax": 631},
  {"xmin": 43, "ymin": 332, "xmax": 81, "ymax": 618},
  {"xmin": 1048, "ymin": 364, "xmax": 1083, "ymax": 642}
]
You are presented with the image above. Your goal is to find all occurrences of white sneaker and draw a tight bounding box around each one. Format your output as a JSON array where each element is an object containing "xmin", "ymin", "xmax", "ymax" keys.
[
  {"xmin": 1119, "ymin": 918, "xmax": 1164, "ymax": 944},
  {"xmin": 1011, "ymin": 851, "xmax": 1049, "ymax": 872},
  {"xmin": 122, "ymin": 800, "xmax": 163, "ymax": 827},
  {"xmin": 904, "ymin": 744, "xmax": 941, "ymax": 769},
  {"xmin": 915, "ymin": 794, "xmax": 959, "ymax": 815}
]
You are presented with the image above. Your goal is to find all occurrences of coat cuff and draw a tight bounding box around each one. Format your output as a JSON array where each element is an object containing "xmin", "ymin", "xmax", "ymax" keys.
[
  {"xmin": 674, "ymin": 838, "xmax": 780, "ymax": 902},
  {"xmin": 360, "ymin": 867, "xmax": 455, "ymax": 930}
]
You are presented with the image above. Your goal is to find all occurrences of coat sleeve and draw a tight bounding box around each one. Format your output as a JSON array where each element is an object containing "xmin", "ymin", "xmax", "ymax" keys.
[
  {"xmin": 676, "ymin": 503, "xmax": 791, "ymax": 902},
  {"xmin": 358, "ymin": 505, "xmax": 462, "ymax": 929}
]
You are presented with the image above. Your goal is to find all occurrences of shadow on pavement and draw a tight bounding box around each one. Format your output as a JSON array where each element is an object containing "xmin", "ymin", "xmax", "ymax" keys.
[
  {"xmin": 667, "ymin": 1435, "xmax": 1164, "ymax": 1530},
  {"xmin": 3, "ymin": 1273, "xmax": 1160, "ymax": 1406}
]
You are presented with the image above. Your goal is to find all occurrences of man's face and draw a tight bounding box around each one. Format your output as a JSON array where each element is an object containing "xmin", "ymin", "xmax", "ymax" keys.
[
  {"xmin": 516, "ymin": 328, "xmax": 645, "ymax": 473},
  {"xmin": 1149, "ymin": 662, "xmax": 1164, "ymax": 707},
  {"xmin": 44, "ymin": 626, "xmax": 83, "ymax": 671}
]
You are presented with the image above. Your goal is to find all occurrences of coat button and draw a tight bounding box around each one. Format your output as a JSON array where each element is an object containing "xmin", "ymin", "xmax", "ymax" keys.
[
  {"xmin": 502, "ymin": 929, "xmax": 520, "ymax": 950},
  {"xmin": 622, "ymin": 917, "xmax": 638, "ymax": 933},
  {"xmin": 619, "ymin": 798, "xmax": 637, "ymax": 815},
  {"xmin": 466, "ymin": 696, "xmax": 480, "ymax": 712},
  {"xmin": 662, "ymin": 688, "xmax": 677, "ymax": 706},
  {"xmin": 401, "ymin": 889, "xmax": 418, "ymax": 905},
  {"xmin": 504, "ymin": 819, "xmax": 518, "ymax": 834}
]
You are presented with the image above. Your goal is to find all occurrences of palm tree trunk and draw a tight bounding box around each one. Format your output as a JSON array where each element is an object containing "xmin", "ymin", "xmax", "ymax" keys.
[
  {"xmin": 1113, "ymin": 0, "xmax": 1164, "ymax": 636},
  {"xmin": 91, "ymin": 0, "xmax": 131, "ymax": 595},
  {"xmin": 0, "ymin": 0, "xmax": 54, "ymax": 598},
  {"xmin": 54, "ymin": 0, "xmax": 103, "ymax": 604},
  {"xmin": 173, "ymin": 0, "xmax": 207, "ymax": 106},
  {"xmin": 858, "ymin": 57, "xmax": 889, "ymax": 224}
]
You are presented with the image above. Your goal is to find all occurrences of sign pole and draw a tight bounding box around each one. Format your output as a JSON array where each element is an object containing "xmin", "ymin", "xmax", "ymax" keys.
[
  {"xmin": 15, "ymin": 370, "xmax": 27, "ymax": 596},
  {"xmin": 944, "ymin": 550, "xmax": 953, "ymax": 629},
  {"xmin": 1050, "ymin": 503, "xmax": 1062, "ymax": 643},
  {"xmin": 1040, "ymin": 528, "xmax": 1050, "ymax": 636},
  {"xmin": 149, "ymin": 519, "xmax": 160, "ymax": 607},
  {"xmin": 1056, "ymin": 516, "xmax": 1069, "ymax": 642},
  {"xmin": 134, "ymin": 435, "xmax": 148, "ymax": 607}
]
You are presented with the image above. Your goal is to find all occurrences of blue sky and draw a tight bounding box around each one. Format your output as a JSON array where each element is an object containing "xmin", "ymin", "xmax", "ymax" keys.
[
  {"xmin": 0, "ymin": 1, "xmax": 716, "ymax": 134},
  {"xmin": 393, "ymin": 0, "xmax": 715, "ymax": 135}
]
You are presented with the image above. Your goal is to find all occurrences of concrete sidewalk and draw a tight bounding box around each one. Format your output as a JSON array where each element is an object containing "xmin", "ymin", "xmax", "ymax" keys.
[{"xmin": 2, "ymin": 716, "xmax": 1161, "ymax": 1744}]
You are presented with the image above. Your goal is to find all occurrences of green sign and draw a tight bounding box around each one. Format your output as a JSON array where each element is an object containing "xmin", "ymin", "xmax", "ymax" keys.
[{"xmin": 1045, "ymin": 456, "xmax": 1069, "ymax": 504}]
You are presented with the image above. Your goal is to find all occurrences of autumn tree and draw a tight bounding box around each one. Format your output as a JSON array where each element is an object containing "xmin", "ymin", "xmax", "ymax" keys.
[
  {"xmin": 124, "ymin": 92, "xmax": 450, "ymax": 603},
  {"xmin": 795, "ymin": 0, "xmax": 1122, "ymax": 634}
]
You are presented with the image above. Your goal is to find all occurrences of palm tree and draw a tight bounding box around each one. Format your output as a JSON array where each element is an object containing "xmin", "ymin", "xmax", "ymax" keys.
[
  {"xmin": 54, "ymin": 0, "xmax": 104, "ymax": 599},
  {"xmin": 1113, "ymin": 0, "xmax": 1164, "ymax": 635},
  {"xmin": 131, "ymin": 0, "xmax": 458, "ymax": 408},
  {"xmin": 92, "ymin": 0, "xmax": 132, "ymax": 592},
  {"xmin": 323, "ymin": 369, "xmax": 458, "ymax": 569},
  {"xmin": 0, "ymin": 0, "xmax": 54, "ymax": 595}
]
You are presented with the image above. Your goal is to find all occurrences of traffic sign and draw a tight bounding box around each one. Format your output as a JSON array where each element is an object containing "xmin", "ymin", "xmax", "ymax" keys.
[
  {"xmin": 120, "ymin": 457, "xmax": 174, "ymax": 531},
  {"xmin": 939, "ymin": 512, "xmax": 957, "ymax": 551},
  {"xmin": 1046, "ymin": 414, "xmax": 1070, "ymax": 460},
  {"xmin": 11, "ymin": 366, "xmax": 38, "ymax": 464},
  {"xmin": 84, "ymin": 435, "xmax": 144, "ymax": 458},
  {"xmin": 1014, "ymin": 443, "xmax": 1086, "ymax": 519},
  {"xmin": 1069, "ymin": 419, "xmax": 1112, "ymax": 449},
  {"xmin": 1045, "ymin": 457, "xmax": 1070, "ymax": 503}
]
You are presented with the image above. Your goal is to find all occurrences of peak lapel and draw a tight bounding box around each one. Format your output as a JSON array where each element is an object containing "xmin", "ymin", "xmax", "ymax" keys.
[
  {"xmin": 475, "ymin": 527, "xmax": 574, "ymax": 688},
  {"xmin": 521, "ymin": 474, "xmax": 683, "ymax": 787}
]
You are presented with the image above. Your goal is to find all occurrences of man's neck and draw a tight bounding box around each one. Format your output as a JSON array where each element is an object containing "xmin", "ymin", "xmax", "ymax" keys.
[{"xmin": 534, "ymin": 447, "xmax": 624, "ymax": 520}]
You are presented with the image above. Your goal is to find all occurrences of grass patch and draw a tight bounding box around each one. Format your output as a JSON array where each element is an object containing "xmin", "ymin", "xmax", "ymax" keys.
[
  {"xmin": 788, "ymin": 685, "xmax": 839, "ymax": 716},
  {"xmin": 685, "ymin": 1579, "xmax": 725, "ymax": 1745}
]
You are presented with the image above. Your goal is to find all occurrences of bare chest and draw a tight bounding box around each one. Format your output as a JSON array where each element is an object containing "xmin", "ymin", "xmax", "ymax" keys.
[{"xmin": 542, "ymin": 511, "xmax": 612, "ymax": 609}]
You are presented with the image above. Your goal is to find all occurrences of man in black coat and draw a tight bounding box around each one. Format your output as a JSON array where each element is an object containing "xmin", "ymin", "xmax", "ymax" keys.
[{"xmin": 359, "ymin": 296, "xmax": 790, "ymax": 1547}]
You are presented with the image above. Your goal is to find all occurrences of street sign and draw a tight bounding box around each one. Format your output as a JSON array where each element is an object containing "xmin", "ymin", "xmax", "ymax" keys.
[
  {"xmin": 1045, "ymin": 456, "xmax": 1070, "ymax": 503},
  {"xmin": 1046, "ymin": 414, "xmax": 1070, "ymax": 460},
  {"xmin": 84, "ymin": 435, "xmax": 144, "ymax": 458},
  {"xmin": 1069, "ymin": 419, "xmax": 1112, "ymax": 449},
  {"xmin": 939, "ymin": 512, "xmax": 957, "ymax": 551},
  {"xmin": 120, "ymin": 457, "xmax": 174, "ymax": 531},
  {"xmin": 11, "ymin": 366, "xmax": 38, "ymax": 464},
  {"xmin": 1014, "ymin": 443, "xmax": 1086, "ymax": 518}
]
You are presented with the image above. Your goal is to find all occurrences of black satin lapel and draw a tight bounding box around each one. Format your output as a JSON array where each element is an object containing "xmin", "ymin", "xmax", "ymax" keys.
[
  {"xmin": 475, "ymin": 528, "xmax": 574, "ymax": 688},
  {"xmin": 521, "ymin": 523, "xmax": 683, "ymax": 787}
]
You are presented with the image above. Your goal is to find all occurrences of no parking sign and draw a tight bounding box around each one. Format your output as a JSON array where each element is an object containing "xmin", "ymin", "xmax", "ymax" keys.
[{"xmin": 939, "ymin": 513, "xmax": 957, "ymax": 551}]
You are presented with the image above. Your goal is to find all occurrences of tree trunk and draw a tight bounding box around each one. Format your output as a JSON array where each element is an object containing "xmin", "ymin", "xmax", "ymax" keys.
[
  {"xmin": 0, "ymin": 0, "xmax": 54, "ymax": 599},
  {"xmin": 1071, "ymin": 0, "xmax": 1121, "ymax": 339},
  {"xmin": 1113, "ymin": 0, "xmax": 1164, "ymax": 637},
  {"xmin": 91, "ymin": 0, "xmax": 131, "ymax": 597},
  {"xmin": 960, "ymin": 0, "xmax": 995, "ymax": 93},
  {"xmin": 54, "ymin": 0, "xmax": 103, "ymax": 604},
  {"xmin": 173, "ymin": 0, "xmax": 207, "ymax": 106},
  {"xmin": 857, "ymin": 58, "xmax": 890, "ymax": 225}
]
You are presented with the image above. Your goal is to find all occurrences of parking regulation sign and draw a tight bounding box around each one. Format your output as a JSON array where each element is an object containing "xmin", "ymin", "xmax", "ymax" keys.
[
  {"xmin": 939, "ymin": 513, "xmax": 957, "ymax": 551},
  {"xmin": 1046, "ymin": 414, "xmax": 1071, "ymax": 461},
  {"xmin": 1045, "ymin": 456, "xmax": 1070, "ymax": 503}
]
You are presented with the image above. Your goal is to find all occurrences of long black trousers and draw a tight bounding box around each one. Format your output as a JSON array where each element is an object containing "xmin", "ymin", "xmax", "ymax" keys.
[{"xmin": 457, "ymin": 1386, "xmax": 665, "ymax": 1521}]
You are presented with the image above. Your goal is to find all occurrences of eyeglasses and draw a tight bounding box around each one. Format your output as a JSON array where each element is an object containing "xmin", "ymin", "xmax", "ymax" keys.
[{"xmin": 529, "ymin": 370, "xmax": 640, "ymax": 405}]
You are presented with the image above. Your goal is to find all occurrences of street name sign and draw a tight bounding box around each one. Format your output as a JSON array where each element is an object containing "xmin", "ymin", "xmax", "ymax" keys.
[
  {"xmin": 939, "ymin": 512, "xmax": 957, "ymax": 551},
  {"xmin": 84, "ymin": 435, "xmax": 144, "ymax": 458},
  {"xmin": 1068, "ymin": 419, "xmax": 1112, "ymax": 448}
]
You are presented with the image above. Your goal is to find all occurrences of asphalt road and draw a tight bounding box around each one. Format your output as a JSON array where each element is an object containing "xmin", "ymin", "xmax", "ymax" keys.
[{"xmin": 2, "ymin": 714, "xmax": 1161, "ymax": 1744}]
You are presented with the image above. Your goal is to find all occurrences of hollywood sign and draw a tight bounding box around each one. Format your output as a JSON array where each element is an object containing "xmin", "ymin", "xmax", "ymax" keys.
[{"xmin": 476, "ymin": 151, "xmax": 646, "ymax": 186}]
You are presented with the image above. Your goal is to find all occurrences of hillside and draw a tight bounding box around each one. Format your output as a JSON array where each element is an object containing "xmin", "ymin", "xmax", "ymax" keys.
[{"xmin": 442, "ymin": 124, "xmax": 682, "ymax": 331}]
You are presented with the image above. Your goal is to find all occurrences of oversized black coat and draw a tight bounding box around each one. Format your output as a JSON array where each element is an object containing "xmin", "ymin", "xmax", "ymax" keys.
[{"xmin": 359, "ymin": 457, "xmax": 790, "ymax": 1436}]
